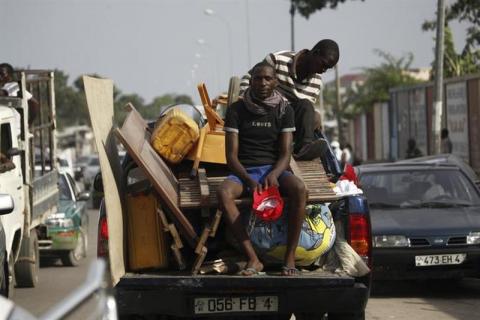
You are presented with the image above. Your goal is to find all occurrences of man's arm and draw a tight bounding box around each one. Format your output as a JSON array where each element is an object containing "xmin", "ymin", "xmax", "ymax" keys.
[
  {"xmin": 225, "ymin": 132, "xmax": 262, "ymax": 193},
  {"xmin": 263, "ymin": 132, "xmax": 292, "ymax": 188}
]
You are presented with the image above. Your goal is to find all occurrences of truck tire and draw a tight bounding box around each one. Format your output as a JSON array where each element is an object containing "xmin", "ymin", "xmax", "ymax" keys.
[
  {"xmin": 227, "ymin": 76, "xmax": 240, "ymax": 107},
  {"xmin": 7, "ymin": 251, "xmax": 15, "ymax": 298},
  {"xmin": 14, "ymin": 230, "xmax": 39, "ymax": 288},
  {"xmin": 0, "ymin": 251, "xmax": 7, "ymax": 297},
  {"xmin": 61, "ymin": 229, "xmax": 87, "ymax": 266}
]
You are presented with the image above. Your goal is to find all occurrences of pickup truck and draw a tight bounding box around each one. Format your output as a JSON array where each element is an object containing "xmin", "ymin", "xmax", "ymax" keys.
[
  {"xmin": 84, "ymin": 76, "xmax": 372, "ymax": 320},
  {"xmin": 0, "ymin": 70, "xmax": 59, "ymax": 297}
]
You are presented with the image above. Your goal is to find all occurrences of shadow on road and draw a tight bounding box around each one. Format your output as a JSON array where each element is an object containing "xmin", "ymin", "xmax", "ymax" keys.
[{"xmin": 371, "ymin": 278, "xmax": 480, "ymax": 298}]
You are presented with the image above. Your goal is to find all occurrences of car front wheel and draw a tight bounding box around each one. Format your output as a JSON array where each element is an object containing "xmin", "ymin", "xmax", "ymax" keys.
[{"xmin": 61, "ymin": 229, "xmax": 87, "ymax": 266}]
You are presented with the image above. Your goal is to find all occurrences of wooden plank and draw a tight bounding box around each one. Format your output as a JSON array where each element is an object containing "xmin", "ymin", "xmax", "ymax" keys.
[
  {"xmin": 192, "ymin": 246, "xmax": 208, "ymax": 275},
  {"xmin": 197, "ymin": 83, "xmax": 225, "ymax": 129},
  {"xmin": 190, "ymin": 124, "xmax": 209, "ymax": 177},
  {"xmin": 156, "ymin": 207, "xmax": 170, "ymax": 232},
  {"xmin": 197, "ymin": 168, "xmax": 210, "ymax": 207},
  {"xmin": 171, "ymin": 244, "xmax": 186, "ymax": 270},
  {"xmin": 178, "ymin": 159, "xmax": 339, "ymax": 209},
  {"xmin": 209, "ymin": 209, "xmax": 223, "ymax": 237},
  {"xmin": 115, "ymin": 105, "xmax": 198, "ymax": 248},
  {"xmin": 195, "ymin": 227, "xmax": 211, "ymax": 254}
]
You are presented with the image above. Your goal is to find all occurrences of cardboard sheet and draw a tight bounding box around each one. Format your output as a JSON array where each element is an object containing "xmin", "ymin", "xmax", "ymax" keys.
[{"xmin": 83, "ymin": 76, "xmax": 125, "ymax": 286}]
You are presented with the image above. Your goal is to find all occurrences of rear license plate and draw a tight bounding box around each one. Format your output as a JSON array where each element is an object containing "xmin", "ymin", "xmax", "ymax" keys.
[
  {"xmin": 415, "ymin": 253, "xmax": 466, "ymax": 266},
  {"xmin": 194, "ymin": 296, "xmax": 278, "ymax": 314}
]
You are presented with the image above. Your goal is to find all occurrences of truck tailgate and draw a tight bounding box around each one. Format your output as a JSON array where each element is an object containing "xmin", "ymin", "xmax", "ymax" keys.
[{"xmin": 115, "ymin": 271, "xmax": 369, "ymax": 317}]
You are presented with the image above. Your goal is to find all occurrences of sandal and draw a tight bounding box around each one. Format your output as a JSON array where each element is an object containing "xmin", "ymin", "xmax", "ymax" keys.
[
  {"xmin": 238, "ymin": 267, "xmax": 263, "ymax": 276},
  {"xmin": 281, "ymin": 266, "xmax": 300, "ymax": 276}
]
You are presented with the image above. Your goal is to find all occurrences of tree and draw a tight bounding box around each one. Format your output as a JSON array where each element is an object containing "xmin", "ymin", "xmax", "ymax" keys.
[
  {"xmin": 54, "ymin": 70, "xmax": 194, "ymax": 128},
  {"xmin": 114, "ymin": 93, "xmax": 145, "ymax": 125},
  {"xmin": 55, "ymin": 70, "xmax": 89, "ymax": 129},
  {"xmin": 351, "ymin": 50, "xmax": 421, "ymax": 113},
  {"xmin": 422, "ymin": 0, "xmax": 480, "ymax": 77},
  {"xmin": 141, "ymin": 94, "xmax": 195, "ymax": 121},
  {"xmin": 292, "ymin": 0, "xmax": 364, "ymax": 19}
]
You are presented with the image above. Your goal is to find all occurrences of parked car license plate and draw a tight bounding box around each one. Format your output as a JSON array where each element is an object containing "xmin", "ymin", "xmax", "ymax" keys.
[
  {"xmin": 415, "ymin": 253, "xmax": 466, "ymax": 266},
  {"xmin": 194, "ymin": 296, "xmax": 278, "ymax": 314}
]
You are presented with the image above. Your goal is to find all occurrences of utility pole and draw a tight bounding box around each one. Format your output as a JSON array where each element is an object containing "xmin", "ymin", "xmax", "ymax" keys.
[
  {"xmin": 433, "ymin": 0, "xmax": 445, "ymax": 154},
  {"xmin": 290, "ymin": 0, "xmax": 295, "ymax": 51},
  {"xmin": 335, "ymin": 65, "xmax": 343, "ymax": 145}
]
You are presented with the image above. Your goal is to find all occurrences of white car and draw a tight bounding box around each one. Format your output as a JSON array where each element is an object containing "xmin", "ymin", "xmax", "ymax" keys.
[
  {"xmin": 82, "ymin": 155, "xmax": 100, "ymax": 190},
  {"xmin": 57, "ymin": 157, "xmax": 74, "ymax": 178}
]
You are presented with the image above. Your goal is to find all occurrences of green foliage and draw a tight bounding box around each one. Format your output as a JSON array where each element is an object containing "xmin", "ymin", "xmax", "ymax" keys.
[
  {"xmin": 54, "ymin": 70, "xmax": 88, "ymax": 129},
  {"xmin": 291, "ymin": 0, "xmax": 364, "ymax": 19},
  {"xmin": 422, "ymin": 0, "xmax": 480, "ymax": 77},
  {"xmin": 54, "ymin": 70, "xmax": 194, "ymax": 128},
  {"xmin": 352, "ymin": 50, "xmax": 421, "ymax": 114}
]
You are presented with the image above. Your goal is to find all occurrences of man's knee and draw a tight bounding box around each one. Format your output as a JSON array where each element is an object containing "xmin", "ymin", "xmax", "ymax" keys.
[
  {"xmin": 282, "ymin": 175, "xmax": 306, "ymax": 198},
  {"xmin": 217, "ymin": 185, "xmax": 238, "ymax": 207}
]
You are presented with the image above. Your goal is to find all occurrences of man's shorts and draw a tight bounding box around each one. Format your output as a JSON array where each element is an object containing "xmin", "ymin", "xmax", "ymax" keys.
[{"xmin": 226, "ymin": 165, "xmax": 292, "ymax": 191}]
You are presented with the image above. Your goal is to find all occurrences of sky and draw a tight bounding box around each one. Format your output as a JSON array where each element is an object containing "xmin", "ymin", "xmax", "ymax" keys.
[{"xmin": 0, "ymin": 0, "xmax": 468, "ymax": 105}]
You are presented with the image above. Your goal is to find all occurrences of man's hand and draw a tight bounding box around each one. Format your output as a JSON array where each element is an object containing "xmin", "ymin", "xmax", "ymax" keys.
[
  {"xmin": 263, "ymin": 171, "xmax": 279, "ymax": 189},
  {"xmin": 247, "ymin": 178, "xmax": 263, "ymax": 195}
]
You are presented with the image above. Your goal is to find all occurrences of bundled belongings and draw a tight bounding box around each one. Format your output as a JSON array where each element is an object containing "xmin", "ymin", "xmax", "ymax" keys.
[{"xmin": 247, "ymin": 203, "xmax": 336, "ymax": 266}]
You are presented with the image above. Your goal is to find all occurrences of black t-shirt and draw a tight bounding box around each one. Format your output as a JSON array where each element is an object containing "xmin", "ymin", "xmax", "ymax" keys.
[{"xmin": 224, "ymin": 100, "xmax": 295, "ymax": 166}]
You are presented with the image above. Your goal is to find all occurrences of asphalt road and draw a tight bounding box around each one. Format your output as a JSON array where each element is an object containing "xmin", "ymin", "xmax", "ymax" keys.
[
  {"xmin": 11, "ymin": 207, "xmax": 480, "ymax": 320},
  {"xmin": 12, "ymin": 208, "xmax": 100, "ymax": 318}
]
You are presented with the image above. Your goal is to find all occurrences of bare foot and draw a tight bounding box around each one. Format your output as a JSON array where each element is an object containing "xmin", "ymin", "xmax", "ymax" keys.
[{"xmin": 281, "ymin": 266, "xmax": 299, "ymax": 276}]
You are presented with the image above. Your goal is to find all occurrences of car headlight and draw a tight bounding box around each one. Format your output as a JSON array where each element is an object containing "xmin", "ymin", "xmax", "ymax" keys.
[
  {"xmin": 467, "ymin": 232, "xmax": 480, "ymax": 245},
  {"xmin": 373, "ymin": 235, "xmax": 409, "ymax": 248},
  {"xmin": 46, "ymin": 214, "xmax": 74, "ymax": 228}
]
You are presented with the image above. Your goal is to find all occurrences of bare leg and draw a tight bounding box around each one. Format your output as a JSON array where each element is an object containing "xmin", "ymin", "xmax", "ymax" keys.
[
  {"xmin": 217, "ymin": 179, "xmax": 263, "ymax": 275},
  {"xmin": 279, "ymin": 174, "xmax": 307, "ymax": 275}
]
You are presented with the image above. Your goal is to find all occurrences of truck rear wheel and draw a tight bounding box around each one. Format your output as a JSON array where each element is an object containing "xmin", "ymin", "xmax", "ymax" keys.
[{"xmin": 14, "ymin": 230, "xmax": 39, "ymax": 288}]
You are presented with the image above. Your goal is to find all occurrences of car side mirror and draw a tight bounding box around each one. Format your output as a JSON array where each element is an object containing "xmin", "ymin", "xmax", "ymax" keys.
[
  {"xmin": 7, "ymin": 147, "xmax": 21, "ymax": 157},
  {"xmin": 78, "ymin": 192, "xmax": 90, "ymax": 202},
  {"xmin": 93, "ymin": 172, "xmax": 103, "ymax": 193},
  {"xmin": 0, "ymin": 193, "xmax": 14, "ymax": 215}
]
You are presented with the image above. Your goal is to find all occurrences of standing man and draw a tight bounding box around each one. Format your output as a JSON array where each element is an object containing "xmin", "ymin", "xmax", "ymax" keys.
[
  {"xmin": 218, "ymin": 62, "xmax": 307, "ymax": 276},
  {"xmin": 240, "ymin": 39, "xmax": 340, "ymax": 160},
  {"xmin": 0, "ymin": 63, "xmax": 39, "ymax": 126},
  {"xmin": 440, "ymin": 128, "xmax": 453, "ymax": 154}
]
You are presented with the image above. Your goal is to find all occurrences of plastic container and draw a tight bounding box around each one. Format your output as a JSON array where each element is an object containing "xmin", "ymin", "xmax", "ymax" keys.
[{"xmin": 151, "ymin": 107, "xmax": 200, "ymax": 164}]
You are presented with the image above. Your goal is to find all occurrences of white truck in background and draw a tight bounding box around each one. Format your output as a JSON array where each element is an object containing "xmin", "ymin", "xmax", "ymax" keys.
[{"xmin": 0, "ymin": 70, "xmax": 59, "ymax": 297}]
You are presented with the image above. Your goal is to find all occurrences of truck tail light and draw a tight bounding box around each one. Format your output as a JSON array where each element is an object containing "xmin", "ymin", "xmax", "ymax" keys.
[
  {"xmin": 97, "ymin": 215, "xmax": 109, "ymax": 258},
  {"xmin": 349, "ymin": 213, "xmax": 371, "ymax": 266}
]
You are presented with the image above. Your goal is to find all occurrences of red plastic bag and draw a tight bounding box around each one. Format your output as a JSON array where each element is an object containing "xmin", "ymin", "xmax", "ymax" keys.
[{"xmin": 252, "ymin": 186, "xmax": 284, "ymax": 222}]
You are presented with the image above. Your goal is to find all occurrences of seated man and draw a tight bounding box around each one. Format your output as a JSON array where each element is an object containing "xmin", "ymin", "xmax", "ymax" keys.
[
  {"xmin": 0, "ymin": 63, "xmax": 39, "ymax": 126},
  {"xmin": 240, "ymin": 39, "xmax": 339, "ymax": 160},
  {"xmin": 217, "ymin": 62, "xmax": 307, "ymax": 276}
]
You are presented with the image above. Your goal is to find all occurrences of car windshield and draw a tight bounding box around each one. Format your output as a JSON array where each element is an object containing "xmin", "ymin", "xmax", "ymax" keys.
[
  {"xmin": 360, "ymin": 169, "xmax": 480, "ymax": 208},
  {"xmin": 59, "ymin": 174, "xmax": 73, "ymax": 201},
  {"xmin": 88, "ymin": 157, "xmax": 99, "ymax": 166},
  {"xmin": 76, "ymin": 156, "xmax": 89, "ymax": 165},
  {"xmin": 58, "ymin": 158, "xmax": 68, "ymax": 166}
]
